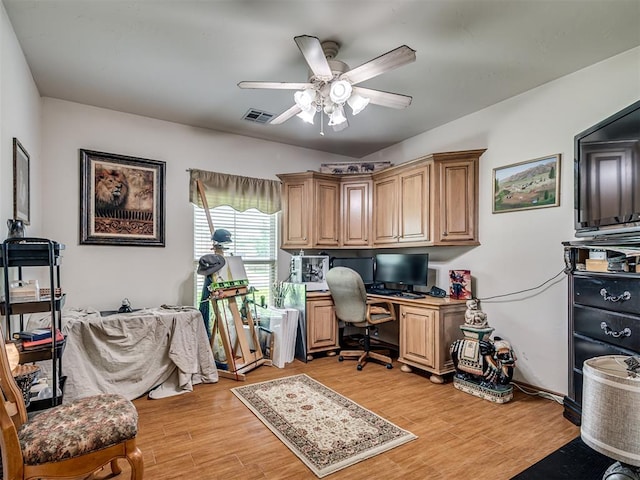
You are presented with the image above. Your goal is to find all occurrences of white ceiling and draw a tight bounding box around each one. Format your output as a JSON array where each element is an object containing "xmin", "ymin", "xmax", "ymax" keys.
[{"xmin": 3, "ymin": 0, "xmax": 640, "ymax": 158}]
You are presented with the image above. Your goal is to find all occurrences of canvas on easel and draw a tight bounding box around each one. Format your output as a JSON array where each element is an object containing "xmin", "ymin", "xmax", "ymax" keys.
[{"xmin": 449, "ymin": 270, "xmax": 472, "ymax": 300}]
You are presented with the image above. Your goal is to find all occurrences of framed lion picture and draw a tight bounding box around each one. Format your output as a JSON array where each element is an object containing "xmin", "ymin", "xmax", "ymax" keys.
[{"xmin": 79, "ymin": 149, "xmax": 166, "ymax": 246}]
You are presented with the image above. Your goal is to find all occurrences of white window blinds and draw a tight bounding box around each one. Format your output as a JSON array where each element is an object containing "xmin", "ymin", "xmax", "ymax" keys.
[{"xmin": 193, "ymin": 205, "xmax": 278, "ymax": 307}]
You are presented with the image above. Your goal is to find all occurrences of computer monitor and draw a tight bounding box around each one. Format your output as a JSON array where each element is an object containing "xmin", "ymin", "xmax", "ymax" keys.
[
  {"xmin": 330, "ymin": 257, "xmax": 375, "ymax": 285},
  {"xmin": 374, "ymin": 253, "xmax": 429, "ymax": 291}
]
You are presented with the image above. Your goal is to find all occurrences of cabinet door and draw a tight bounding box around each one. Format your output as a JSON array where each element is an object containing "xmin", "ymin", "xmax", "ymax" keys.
[
  {"xmin": 435, "ymin": 159, "xmax": 476, "ymax": 243},
  {"xmin": 341, "ymin": 180, "xmax": 371, "ymax": 247},
  {"xmin": 281, "ymin": 179, "xmax": 312, "ymax": 248},
  {"xmin": 314, "ymin": 180, "xmax": 340, "ymax": 247},
  {"xmin": 398, "ymin": 166, "xmax": 430, "ymax": 243},
  {"xmin": 399, "ymin": 305, "xmax": 435, "ymax": 368},
  {"xmin": 306, "ymin": 299, "xmax": 338, "ymax": 351},
  {"xmin": 372, "ymin": 175, "xmax": 398, "ymax": 245}
]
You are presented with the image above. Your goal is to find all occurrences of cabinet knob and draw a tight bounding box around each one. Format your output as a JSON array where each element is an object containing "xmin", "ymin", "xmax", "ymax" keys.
[
  {"xmin": 442, "ymin": 232, "xmax": 448, "ymax": 236},
  {"xmin": 599, "ymin": 288, "xmax": 631, "ymax": 303},
  {"xmin": 600, "ymin": 322, "xmax": 632, "ymax": 338}
]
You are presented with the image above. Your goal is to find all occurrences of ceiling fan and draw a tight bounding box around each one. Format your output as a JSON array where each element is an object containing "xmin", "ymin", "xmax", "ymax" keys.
[{"xmin": 238, "ymin": 35, "xmax": 416, "ymax": 133}]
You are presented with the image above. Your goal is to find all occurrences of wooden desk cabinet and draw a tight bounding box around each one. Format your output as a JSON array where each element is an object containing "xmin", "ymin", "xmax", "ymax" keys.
[
  {"xmin": 307, "ymin": 292, "xmax": 466, "ymax": 382},
  {"xmin": 305, "ymin": 292, "xmax": 339, "ymax": 360},
  {"xmin": 394, "ymin": 297, "xmax": 467, "ymax": 383}
]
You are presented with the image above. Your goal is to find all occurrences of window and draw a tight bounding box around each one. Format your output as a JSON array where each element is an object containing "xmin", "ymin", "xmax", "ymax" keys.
[{"xmin": 193, "ymin": 205, "xmax": 278, "ymax": 308}]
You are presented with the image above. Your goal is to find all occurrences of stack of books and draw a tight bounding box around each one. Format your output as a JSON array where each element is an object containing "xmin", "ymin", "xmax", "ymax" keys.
[{"xmin": 13, "ymin": 329, "xmax": 65, "ymax": 351}]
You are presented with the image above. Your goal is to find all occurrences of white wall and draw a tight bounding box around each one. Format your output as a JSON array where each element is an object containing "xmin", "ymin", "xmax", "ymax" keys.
[
  {"xmin": 0, "ymin": 3, "xmax": 41, "ymax": 233},
  {"xmin": 40, "ymin": 99, "xmax": 352, "ymax": 312},
  {"xmin": 364, "ymin": 46, "xmax": 640, "ymax": 393}
]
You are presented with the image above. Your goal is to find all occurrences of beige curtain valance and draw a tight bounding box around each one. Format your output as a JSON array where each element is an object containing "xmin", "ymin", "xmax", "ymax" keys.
[{"xmin": 189, "ymin": 169, "xmax": 281, "ymax": 214}]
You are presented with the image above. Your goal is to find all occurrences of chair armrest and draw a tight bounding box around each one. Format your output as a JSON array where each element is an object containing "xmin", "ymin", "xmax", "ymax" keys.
[{"xmin": 365, "ymin": 300, "xmax": 396, "ymax": 324}]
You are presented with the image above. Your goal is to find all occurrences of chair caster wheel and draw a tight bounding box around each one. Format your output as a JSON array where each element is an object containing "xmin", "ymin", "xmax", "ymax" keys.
[
  {"xmin": 386, "ymin": 364, "xmax": 393, "ymax": 369},
  {"xmin": 357, "ymin": 365, "xmax": 363, "ymax": 371},
  {"xmin": 338, "ymin": 356, "xmax": 344, "ymax": 362}
]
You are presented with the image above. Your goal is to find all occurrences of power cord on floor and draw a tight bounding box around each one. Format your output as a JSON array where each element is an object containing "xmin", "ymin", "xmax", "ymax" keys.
[{"xmin": 513, "ymin": 382, "xmax": 564, "ymax": 404}]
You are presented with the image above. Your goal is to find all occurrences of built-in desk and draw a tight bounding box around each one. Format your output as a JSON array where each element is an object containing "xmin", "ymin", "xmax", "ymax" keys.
[{"xmin": 305, "ymin": 292, "xmax": 467, "ymax": 383}]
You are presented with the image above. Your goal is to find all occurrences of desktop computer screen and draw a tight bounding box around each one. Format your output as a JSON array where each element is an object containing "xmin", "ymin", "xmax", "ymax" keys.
[
  {"xmin": 330, "ymin": 257, "xmax": 375, "ymax": 285},
  {"xmin": 374, "ymin": 253, "xmax": 429, "ymax": 289}
]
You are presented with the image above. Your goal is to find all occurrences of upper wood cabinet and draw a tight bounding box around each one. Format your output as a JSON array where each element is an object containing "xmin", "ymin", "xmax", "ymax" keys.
[
  {"xmin": 277, "ymin": 149, "xmax": 484, "ymax": 250},
  {"xmin": 372, "ymin": 163, "xmax": 430, "ymax": 246},
  {"xmin": 277, "ymin": 172, "xmax": 340, "ymax": 249},
  {"xmin": 340, "ymin": 177, "xmax": 372, "ymax": 247},
  {"xmin": 431, "ymin": 149, "xmax": 484, "ymax": 245}
]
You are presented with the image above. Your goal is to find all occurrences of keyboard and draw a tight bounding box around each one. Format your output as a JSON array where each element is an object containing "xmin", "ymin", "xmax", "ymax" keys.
[
  {"xmin": 366, "ymin": 287, "xmax": 397, "ymax": 296},
  {"xmin": 366, "ymin": 288, "xmax": 425, "ymax": 299},
  {"xmin": 398, "ymin": 292, "xmax": 425, "ymax": 299}
]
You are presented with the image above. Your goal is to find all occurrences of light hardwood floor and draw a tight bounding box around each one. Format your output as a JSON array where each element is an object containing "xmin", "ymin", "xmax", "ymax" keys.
[{"xmin": 92, "ymin": 356, "xmax": 579, "ymax": 480}]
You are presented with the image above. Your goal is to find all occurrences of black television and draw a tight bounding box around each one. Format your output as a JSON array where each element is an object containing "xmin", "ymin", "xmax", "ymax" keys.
[
  {"xmin": 330, "ymin": 257, "xmax": 375, "ymax": 285},
  {"xmin": 574, "ymin": 99, "xmax": 640, "ymax": 238},
  {"xmin": 374, "ymin": 253, "xmax": 429, "ymax": 292}
]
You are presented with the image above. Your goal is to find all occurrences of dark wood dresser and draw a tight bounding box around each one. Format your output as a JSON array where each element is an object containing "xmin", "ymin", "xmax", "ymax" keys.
[{"xmin": 563, "ymin": 238, "xmax": 640, "ymax": 425}]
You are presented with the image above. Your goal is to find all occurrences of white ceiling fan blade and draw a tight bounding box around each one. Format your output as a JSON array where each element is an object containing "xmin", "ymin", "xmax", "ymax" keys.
[
  {"xmin": 270, "ymin": 105, "xmax": 302, "ymax": 125},
  {"xmin": 353, "ymin": 87, "xmax": 412, "ymax": 109},
  {"xmin": 340, "ymin": 45, "xmax": 416, "ymax": 85},
  {"xmin": 238, "ymin": 81, "xmax": 313, "ymax": 90},
  {"xmin": 294, "ymin": 35, "xmax": 333, "ymax": 81}
]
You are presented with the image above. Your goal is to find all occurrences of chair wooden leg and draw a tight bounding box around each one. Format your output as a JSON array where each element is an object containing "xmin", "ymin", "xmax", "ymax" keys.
[
  {"xmin": 111, "ymin": 459, "xmax": 122, "ymax": 475},
  {"xmin": 127, "ymin": 444, "xmax": 144, "ymax": 480},
  {"xmin": 368, "ymin": 351, "xmax": 392, "ymax": 365},
  {"xmin": 357, "ymin": 351, "xmax": 368, "ymax": 368}
]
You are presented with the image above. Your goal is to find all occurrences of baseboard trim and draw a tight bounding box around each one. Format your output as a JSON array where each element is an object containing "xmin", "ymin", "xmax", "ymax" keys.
[{"xmin": 512, "ymin": 380, "xmax": 564, "ymax": 399}]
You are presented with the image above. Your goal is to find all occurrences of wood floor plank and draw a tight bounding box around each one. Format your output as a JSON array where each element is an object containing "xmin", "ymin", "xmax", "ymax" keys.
[{"xmin": 85, "ymin": 356, "xmax": 579, "ymax": 479}]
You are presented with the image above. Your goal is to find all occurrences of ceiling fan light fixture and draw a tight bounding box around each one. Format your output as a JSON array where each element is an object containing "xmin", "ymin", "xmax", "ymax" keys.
[
  {"xmin": 329, "ymin": 80, "xmax": 352, "ymax": 104},
  {"xmin": 294, "ymin": 88, "xmax": 316, "ymax": 110},
  {"xmin": 296, "ymin": 107, "xmax": 316, "ymax": 124},
  {"xmin": 328, "ymin": 104, "xmax": 347, "ymax": 126},
  {"xmin": 347, "ymin": 93, "xmax": 370, "ymax": 115}
]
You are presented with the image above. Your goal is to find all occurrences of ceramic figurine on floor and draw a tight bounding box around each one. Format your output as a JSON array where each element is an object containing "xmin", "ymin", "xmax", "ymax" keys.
[{"xmin": 449, "ymin": 298, "xmax": 516, "ymax": 403}]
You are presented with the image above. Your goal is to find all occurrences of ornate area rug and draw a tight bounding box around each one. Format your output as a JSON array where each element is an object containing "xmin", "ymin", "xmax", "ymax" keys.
[{"xmin": 231, "ymin": 374, "xmax": 417, "ymax": 478}]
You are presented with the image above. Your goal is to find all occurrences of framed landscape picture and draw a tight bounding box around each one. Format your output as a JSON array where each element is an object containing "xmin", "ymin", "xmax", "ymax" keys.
[
  {"xmin": 80, "ymin": 149, "xmax": 166, "ymax": 246},
  {"xmin": 492, "ymin": 154, "xmax": 561, "ymax": 213},
  {"xmin": 13, "ymin": 138, "xmax": 30, "ymax": 225}
]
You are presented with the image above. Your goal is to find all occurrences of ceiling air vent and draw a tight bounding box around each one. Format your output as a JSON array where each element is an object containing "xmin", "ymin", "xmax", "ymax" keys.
[{"xmin": 242, "ymin": 109, "xmax": 274, "ymax": 124}]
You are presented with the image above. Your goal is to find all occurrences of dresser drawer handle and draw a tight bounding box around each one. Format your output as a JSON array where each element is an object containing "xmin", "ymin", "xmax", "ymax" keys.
[
  {"xmin": 600, "ymin": 322, "xmax": 632, "ymax": 338},
  {"xmin": 600, "ymin": 288, "xmax": 631, "ymax": 303}
]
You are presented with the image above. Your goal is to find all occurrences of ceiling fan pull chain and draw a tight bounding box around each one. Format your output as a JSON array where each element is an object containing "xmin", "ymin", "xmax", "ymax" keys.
[{"xmin": 320, "ymin": 98, "xmax": 325, "ymax": 136}]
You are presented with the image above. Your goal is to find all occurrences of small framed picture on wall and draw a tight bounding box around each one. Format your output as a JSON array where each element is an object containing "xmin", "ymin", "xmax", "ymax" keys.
[{"xmin": 13, "ymin": 138, "xmax": 30, "ymax": 225}]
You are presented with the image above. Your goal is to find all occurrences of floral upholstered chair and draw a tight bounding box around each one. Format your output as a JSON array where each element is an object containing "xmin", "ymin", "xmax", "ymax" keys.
[{"xmin": 0, "ymin": 331, "xmax": 143, "ymax": 480}]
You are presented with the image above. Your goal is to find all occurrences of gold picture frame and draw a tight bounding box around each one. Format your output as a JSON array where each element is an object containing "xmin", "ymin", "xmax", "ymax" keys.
[
  {"xmin": 492, "ymin": 154, "xmax": 561, "ymax": 213},
  {"xmin": 79, "ymin": 149, "xmax": 166, "ymax": 246}
]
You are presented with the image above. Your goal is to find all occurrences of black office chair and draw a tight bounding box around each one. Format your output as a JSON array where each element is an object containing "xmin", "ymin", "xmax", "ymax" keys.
[{"xmin": 326, "ymin": 267, "xmax": 397, "ymax": 370}]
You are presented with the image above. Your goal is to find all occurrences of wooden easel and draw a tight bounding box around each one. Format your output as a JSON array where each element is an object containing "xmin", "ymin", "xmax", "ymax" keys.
[
  {"xmin": 197, "ymin": 180, "xmax": 271, "ymax": 381},
  {"xmin": 209, "ymin": 286, "xmax": 271, "ymax": 381}
]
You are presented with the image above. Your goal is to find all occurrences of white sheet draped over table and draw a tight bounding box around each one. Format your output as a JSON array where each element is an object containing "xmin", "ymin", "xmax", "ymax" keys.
[{"xmin": 26, "ymin": 306, "xmax": 218, "ymax": 403}]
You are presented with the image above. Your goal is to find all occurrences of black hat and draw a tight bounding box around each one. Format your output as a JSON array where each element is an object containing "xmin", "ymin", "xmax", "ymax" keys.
[{"xmin": 197, "ymin": 254, "xmax": 226, "ymax": 276}]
